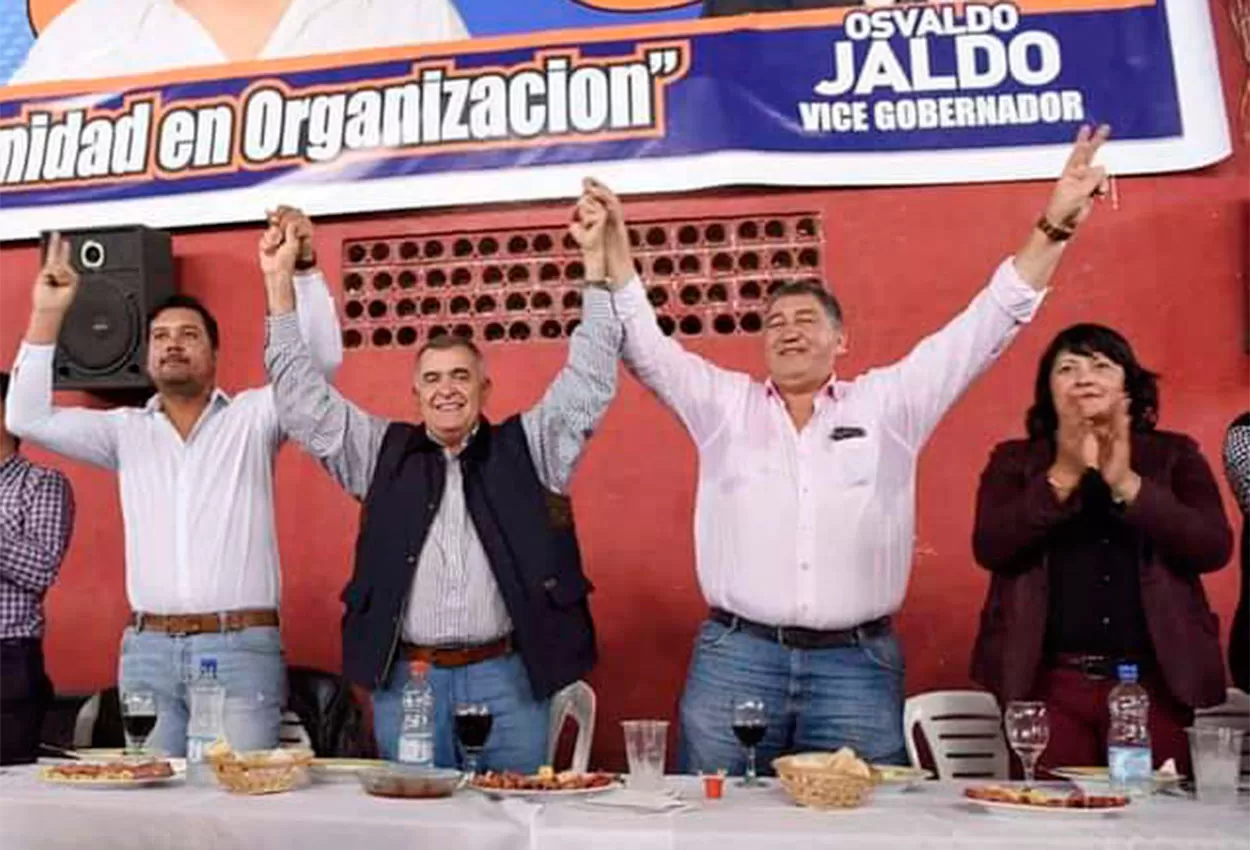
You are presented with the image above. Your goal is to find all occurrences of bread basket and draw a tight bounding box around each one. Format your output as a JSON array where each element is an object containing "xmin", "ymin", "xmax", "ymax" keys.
[
  {"xmin": 772, "ymin": 752, "xmax": 874, "ymax": 810},
  {"xmin": 208, "ymin": 747, "xmax": 315, "ymax": 795}
]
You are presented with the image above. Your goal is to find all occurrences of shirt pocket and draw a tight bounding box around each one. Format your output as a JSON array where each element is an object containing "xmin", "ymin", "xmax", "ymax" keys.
[{"xmin": 827, "ymin": 428, "xmax": 878, "ymax": 487}]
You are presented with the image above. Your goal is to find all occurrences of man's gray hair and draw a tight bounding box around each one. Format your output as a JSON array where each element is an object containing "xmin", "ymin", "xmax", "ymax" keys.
[{"xmin": 765, "ymin": 279, "xmax": 844, "ymax": 327}]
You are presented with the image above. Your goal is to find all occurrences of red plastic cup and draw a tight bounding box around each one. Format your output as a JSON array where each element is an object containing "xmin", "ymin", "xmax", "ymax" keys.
[{"xmin": 702, "ymin": 773, "xmax": 725, "ymax": 799}]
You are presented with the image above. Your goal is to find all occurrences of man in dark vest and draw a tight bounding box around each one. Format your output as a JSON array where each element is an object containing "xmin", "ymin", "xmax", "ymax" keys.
[{"xmin": 262, "ymin": 190, "xmax": 623, "ymax": 770}]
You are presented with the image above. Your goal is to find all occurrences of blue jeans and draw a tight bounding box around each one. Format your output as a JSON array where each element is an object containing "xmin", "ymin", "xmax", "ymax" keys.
[
  {"xmin": 679, "ymin": 619, "xmax": 907, "ymax": 775},
  {"xmin": 117, "ymin": 626, "xmax": 285, "ymax": 757},
  {"xmin": 372, "ymin": 652, "xmax": 549, "ymax": 772}
]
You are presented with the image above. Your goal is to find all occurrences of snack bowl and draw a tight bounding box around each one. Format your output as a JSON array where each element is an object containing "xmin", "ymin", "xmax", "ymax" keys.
[
  {"xmin": 207, "ymin": 746, "xmax": 314, "ymax": 795},
  {"xmin": 357, "ymin": 765, "xmax": 466, "ymax": 799},
  {"xmin": 773, "ymin": 750, "xmax": 874, "ymax": 810}
]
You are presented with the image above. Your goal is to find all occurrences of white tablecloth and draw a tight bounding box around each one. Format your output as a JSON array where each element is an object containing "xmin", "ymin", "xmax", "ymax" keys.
[{"xmin": 1, "ymin": 769, "xmax": 1246, "ymax": 850}]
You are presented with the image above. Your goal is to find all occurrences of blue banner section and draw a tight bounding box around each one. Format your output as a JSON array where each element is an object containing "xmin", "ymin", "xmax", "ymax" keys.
[{"xmin": 0, "ymin": 2, "xmax": 1180, "ymax": 210}]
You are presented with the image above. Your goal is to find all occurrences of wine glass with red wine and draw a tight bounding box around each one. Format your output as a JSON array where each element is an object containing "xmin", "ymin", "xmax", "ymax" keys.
[
  {"xmin": 121, "ymin": 689, "xmax": 157, "ymax": 756},
  {"xmin": 454, "ymin": 703, "xmax": 493, "ymax": 775},
  {"xmin": 732, "ymin": 697, "xmax": 768, "ymax": 787}
]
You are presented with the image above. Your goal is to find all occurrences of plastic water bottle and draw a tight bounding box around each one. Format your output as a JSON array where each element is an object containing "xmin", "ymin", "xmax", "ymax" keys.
[
  {"xmin": 1107, "ymin": 663, "xmax": 1152, "ymax": 796},
  {"xmin": 397, "ymin": 661, "xmax": 435, "ymax": 767},
  {"xmin": 186, "ymin": 658, "xmax": 226, "ymax": 785}
]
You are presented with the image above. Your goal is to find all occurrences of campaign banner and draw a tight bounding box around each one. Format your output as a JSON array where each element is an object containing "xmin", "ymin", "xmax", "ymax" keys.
[{"xmin": 0, "ymin": 0, "xmax": 1230, "ymax": 241}]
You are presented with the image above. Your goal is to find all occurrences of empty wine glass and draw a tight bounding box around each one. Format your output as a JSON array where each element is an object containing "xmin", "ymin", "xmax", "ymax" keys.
[
  {"xmin": 1004, "ymin": 700, "xmax": 1050, "ymax": 788},
  {"xmin": 454, "ymin": 703, "xmax": 493, "ymax": 775},
  {"xmin": 121, "ymin": 689, "xmax": 158, "ymax": 756},
  {"xmin": 732, "ymin": 697, "xmax": 768, "ymax": 787}
]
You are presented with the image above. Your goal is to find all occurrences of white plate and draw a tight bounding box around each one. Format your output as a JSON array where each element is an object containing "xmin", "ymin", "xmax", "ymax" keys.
[
  {"xmin": 967, "ymin": 797, "xmax": 1131, "ymax": 816},
  {"xmin": 1049, "ymin": 767, "xmax": 1179, "ymax": 794},
  {"xmin": 872, "ymin": 765, "xmax": 933, "ymax": 791},
  {"xmin": 469, "ymin": 780, "xmax": 623, "ymax": 799}
]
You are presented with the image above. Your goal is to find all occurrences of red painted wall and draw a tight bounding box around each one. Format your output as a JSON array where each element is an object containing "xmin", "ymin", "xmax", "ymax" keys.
[{"xmin": 2, "ymin": 4, "xmax": 1247, "ymax": 770}]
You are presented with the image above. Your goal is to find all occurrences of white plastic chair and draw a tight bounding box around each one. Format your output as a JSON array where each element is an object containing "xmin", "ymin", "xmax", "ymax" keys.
[
  {"xmin": 903, "ymin": 690, "xmax": 1010, "ymax": 780},
  {"xmin": 1194, "ymin": 688, "xmax": 1250, "ymax": 778},
  {"xmin": 546, "ymin": 680, "xmax": 596, "ymax": 772},
  {"xmin": 73, "ymin": 693, "xmax": 102, "ymax": 749},
  {"xmin": 278, "ymin": 710, "xmax": 313, "ymax": 750}
]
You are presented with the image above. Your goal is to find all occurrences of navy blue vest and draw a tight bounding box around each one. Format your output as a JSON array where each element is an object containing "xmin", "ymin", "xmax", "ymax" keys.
[{"xmin": 339, "ymin": 417, "xmax": 597, "ymax": 700}]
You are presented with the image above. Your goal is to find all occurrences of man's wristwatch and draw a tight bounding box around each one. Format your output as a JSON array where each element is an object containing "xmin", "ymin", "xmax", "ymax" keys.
[{"xmin": 1036, "ymin": 215, "xmax": 1075, "ymax": 243}]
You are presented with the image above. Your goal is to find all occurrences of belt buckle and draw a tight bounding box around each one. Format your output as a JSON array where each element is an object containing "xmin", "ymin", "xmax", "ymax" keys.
[
  {"xmin": 1080, "ymin": 656, "xmax": 1109, "ymax": 680},
  {"xmin": 168, "ymin": 616, "xmax": 207, "ymax": 638}
]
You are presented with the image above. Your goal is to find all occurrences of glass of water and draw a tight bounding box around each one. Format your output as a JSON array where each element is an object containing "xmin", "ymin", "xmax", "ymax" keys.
[
  {"xmin": 1004, "ymin": 701, "xmax": 1049, "ymax": 788},
  {"xmin": 1186, "ymin": 726, "xmax": 1244, "ymax": 806}
]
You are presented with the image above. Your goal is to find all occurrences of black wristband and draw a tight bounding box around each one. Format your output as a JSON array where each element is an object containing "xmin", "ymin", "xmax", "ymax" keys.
[
  {"xmin": 293, "ymin": 251, "xmax": 317, "ymax": 272},
  {"xmin": 1035, "ymin": 215, "xmax": 1074, "ymax": 243}
]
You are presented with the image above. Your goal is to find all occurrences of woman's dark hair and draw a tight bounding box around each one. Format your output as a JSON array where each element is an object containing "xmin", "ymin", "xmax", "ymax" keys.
[{"xmin": 1026, "ymin": 323, "xmax": 1159, "ymax": 440}]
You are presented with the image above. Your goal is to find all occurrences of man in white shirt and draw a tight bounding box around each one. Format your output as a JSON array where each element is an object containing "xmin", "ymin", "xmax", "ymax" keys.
[
  {"xmin": 4, "ymin": 208, "xmax": 342, "ymax": 756},
  {"xmin": 11, "ymin": 0, "xmax": 469, "ymax": 86},
  {"xmin": 582, "ymin": 126, "xmax": 1111, "ymax": 772}
]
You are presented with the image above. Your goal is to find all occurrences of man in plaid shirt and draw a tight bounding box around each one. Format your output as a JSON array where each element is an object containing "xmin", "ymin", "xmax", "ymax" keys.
[{"xmin": 0, "ymin": 370, "xmax": 75, "ymax": 765}]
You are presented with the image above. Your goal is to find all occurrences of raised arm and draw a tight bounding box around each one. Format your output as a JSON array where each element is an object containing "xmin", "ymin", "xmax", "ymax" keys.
[
  {"xmin": 520, "ymin": 191, "xmax": 624, "ymax": 493},
  {"xmin": 261, "ymin": 219, "xmax": 387, "ymax": 500},
  {"xmin": 0, "ymin": 468, "xmax": 75, "ymax": 595},
  {"xmin": 266, "ymin": 205, "xmax": 343, "ymax": 379},
  {"xmin": 585, "ymin": 179, "xmax": 747, "ymax": 447},
  {"xmin": 875, "ymin": 126, "xmax": 1111, "ymax": 451},
  {"xmin": 3, "ymin": 233, "xmax": 121, "ymax": 470}
]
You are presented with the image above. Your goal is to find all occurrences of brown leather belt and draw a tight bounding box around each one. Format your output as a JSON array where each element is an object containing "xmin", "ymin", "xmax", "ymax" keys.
[
  {"xmin": 129, "ymin": 609, "xmax": 279, "ymax": 636},
  {"xmin": 402, "ymin": 635, "xmax": 512, "ymax": 669}
]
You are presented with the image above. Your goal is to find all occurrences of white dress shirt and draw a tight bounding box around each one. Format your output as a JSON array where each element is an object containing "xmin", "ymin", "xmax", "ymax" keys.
[
  {"xmin": 3, "ymin": 272, "xmax": 342, "ymax": 614},
  {"xmin": 615, "ymin": 257, "xmax": 1045, "ymax": 630},
  {"xmin": 12, "ymin": 0, "xmax": 469, "ymax": 85}
]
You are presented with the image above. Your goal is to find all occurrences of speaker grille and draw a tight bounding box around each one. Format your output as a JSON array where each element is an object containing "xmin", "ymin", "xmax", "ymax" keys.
[{"xmin": 59, "ymin": 279, "xmax": 140, "ymax": 374}]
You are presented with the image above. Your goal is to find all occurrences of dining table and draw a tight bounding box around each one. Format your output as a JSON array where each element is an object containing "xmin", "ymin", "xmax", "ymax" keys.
[{"xmin": 1, "ymin": 766, "xmax": 1246, "ymax": 850}]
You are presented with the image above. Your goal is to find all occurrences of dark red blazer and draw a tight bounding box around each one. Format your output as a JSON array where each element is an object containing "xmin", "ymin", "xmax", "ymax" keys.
[{"xmin": 970, "ymin": 430, "xmax": 1233, "ymax": 709}]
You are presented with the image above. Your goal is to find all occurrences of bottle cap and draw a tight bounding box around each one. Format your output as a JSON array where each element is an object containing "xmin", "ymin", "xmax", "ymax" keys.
[{"xmin": 1117, "ymin": 663, "xmax": 1138, "ymax": 682}]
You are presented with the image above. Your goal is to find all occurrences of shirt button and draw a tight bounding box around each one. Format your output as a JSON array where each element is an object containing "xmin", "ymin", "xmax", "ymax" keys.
[
  {"xmin": 406, "ymin": 554, "xmax": 417, "ymax": 565},
  {"xmin": 1099, "ymin": 537, "xmax": 1110, "ymax": 545},
  {"xmin": 1101, "ymin": 574, "xmax": 1112, "ymax": 585},
  {"xmin": 1101, "ymin": 616, "xmax": 1111, "ymax": 626},
  {"xmin": 800, "ymin": 563, "xmax": 810, "ymax": 572}
]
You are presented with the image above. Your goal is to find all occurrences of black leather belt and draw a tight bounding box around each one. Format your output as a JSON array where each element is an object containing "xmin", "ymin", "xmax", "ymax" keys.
[
  {"xmin": 709, "ymin": 607, "xmax": 892, "ymax": 650},
  {"xmin": 1048, "ymin": 653, "xmax": 1155, "ymax": 680}
]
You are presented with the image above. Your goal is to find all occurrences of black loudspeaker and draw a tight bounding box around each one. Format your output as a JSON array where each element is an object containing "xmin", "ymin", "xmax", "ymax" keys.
[{"xmin": 40, "ymin": 226, "xmax": 176, "ymax": 391}]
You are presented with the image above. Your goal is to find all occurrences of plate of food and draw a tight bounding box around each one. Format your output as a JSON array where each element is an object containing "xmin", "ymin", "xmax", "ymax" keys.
[
  {"xmin": 357, "ymin": 766, "xmax": 465, "ymax": 799},
  {"xmin": 964, "ymin": 784, "xmax": 1130, "ymax": 815},
  {"xmin": 870, "ymin": 764, "xmax": 933, "ymax": 792},
  {"xmin": 470, "ymin": 766, "xmax": 621, "ymax": 798},
  {"xmin": 39, "ymin": 759, "xmax": 182, "ymax": 789}
]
